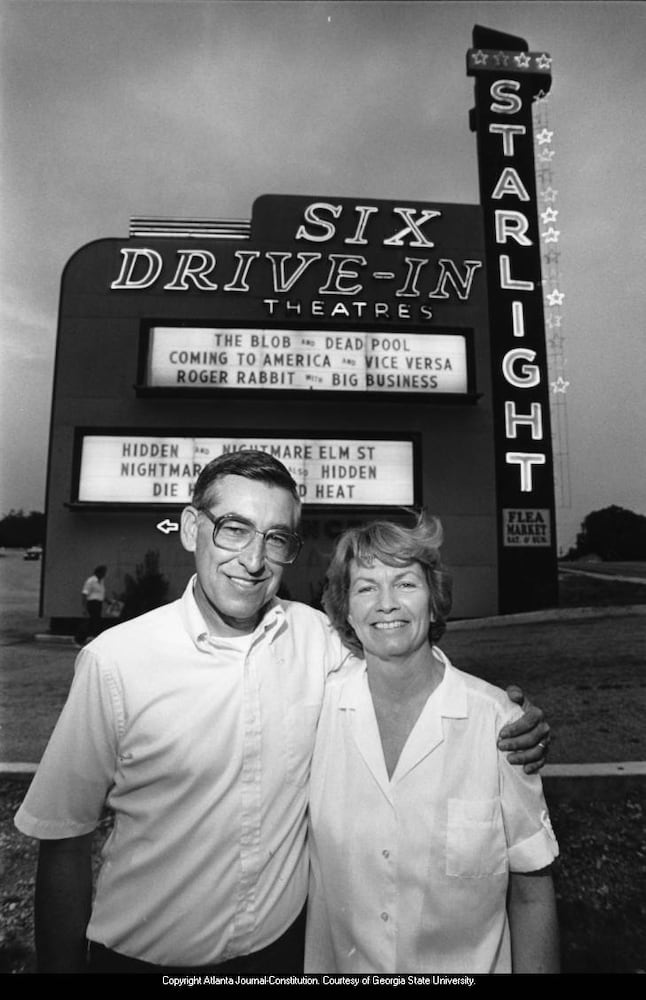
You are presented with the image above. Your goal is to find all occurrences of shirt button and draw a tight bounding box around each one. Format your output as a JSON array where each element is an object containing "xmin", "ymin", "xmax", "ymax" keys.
[
  {"xmin": 381, "ymin": 912, "xmax": 389, "ymax": 922},
  {"xmin": 382, "ymin": 849, "xmax": 390, "ymax": 858}
]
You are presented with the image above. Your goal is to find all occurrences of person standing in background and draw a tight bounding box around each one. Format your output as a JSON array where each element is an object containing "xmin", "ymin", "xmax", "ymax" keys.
[{"xmin": 76, "ymin": 565, "xmax": 107, "ymax": 645}]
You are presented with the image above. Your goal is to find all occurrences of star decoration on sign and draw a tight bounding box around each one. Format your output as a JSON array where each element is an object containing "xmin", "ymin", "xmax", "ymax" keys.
[
  {"xmin": 533, "ymin": 89, "xmax": 549, "ymax": 102},
  {"xmin": 514, "ymin": 52, "xmax": 531, "ymax": 68},
  {"xmin": 471, "ymin": 49, "xmax": 488, "ymax": 65},
  {"xmin": 492, "ymin": 51, "xmax": 510, "ymax": 66},
  {"xmin": 535, "ymin": 53, "xmax": 553, "ymax": 70},
  {"xmin": 530, "ymin": 82, "xmax": 571, "ymax": 508}
]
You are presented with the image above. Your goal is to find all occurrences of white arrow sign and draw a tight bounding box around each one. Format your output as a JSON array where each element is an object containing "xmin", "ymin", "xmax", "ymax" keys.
[{"xmin": 156, "ymin": 519, "xmax": 179, "ymax": 535}]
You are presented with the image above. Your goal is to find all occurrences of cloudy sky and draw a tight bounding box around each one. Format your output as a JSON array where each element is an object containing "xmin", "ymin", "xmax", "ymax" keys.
[{"xmin": 1, "ymin": 0, "xmax": 644, "ymax": 552}]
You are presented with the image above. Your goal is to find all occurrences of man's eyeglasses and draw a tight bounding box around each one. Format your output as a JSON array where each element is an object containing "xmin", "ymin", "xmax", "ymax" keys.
[{"xmin": 198, "ymin": 510, "xmax": 303, "ymax": 565}]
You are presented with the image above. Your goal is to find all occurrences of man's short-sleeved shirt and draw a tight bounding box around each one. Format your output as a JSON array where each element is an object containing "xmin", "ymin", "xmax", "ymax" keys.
[
  {"xmin": 305, "ymin": 649, "xmax": 559, "ymax": 974},
  {"xmin": 82, "ymin": 574, "xmax": 105, "ymax": 602},
  {"xmin": 15, "ymin": 578, "xmax": 347, "ymax": 966}
]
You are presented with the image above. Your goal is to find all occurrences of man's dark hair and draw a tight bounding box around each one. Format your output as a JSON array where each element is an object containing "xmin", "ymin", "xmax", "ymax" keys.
[{"xmin": 192, "ymin": 450, "xmax": 301, "ymax": 510}]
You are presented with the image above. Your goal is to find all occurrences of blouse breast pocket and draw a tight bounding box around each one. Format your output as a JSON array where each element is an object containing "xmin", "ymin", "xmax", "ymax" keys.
[{"xmin": 445, "ymin": 797, "xmax": 507, "ymax": 877}]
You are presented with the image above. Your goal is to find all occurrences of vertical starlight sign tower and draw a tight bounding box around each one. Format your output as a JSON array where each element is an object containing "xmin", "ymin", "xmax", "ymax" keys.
[{"xmin": 467, "ymin": 25, "xmax": 558, "ymax": 612}]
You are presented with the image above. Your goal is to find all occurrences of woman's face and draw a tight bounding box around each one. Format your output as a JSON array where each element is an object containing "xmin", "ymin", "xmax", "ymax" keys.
[{"xmin": 347, "ymin": 557, "xmax": 434, "ymax": 660}]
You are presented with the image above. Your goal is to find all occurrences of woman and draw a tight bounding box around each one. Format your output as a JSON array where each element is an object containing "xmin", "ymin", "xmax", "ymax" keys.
[{"xmin": 305, "ymin": 514, "xmax": 560, "ymax": 974}]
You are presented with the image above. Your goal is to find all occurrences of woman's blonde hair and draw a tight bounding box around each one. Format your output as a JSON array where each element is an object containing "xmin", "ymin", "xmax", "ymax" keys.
[{"xmin": 322, "ymin": 512, "xmax": 452, "ymax": 657}]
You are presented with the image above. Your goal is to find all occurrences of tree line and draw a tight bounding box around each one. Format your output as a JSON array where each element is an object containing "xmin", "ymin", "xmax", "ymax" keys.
[
  {"xmin": 2, "ymin": 505, "xmax": 645, "ymax": 561},
  {"xmin": 0, "ymin": 509, "xmax": 45, "ymax": 548},
  {"xmin": 565, "ymin": 505, "xmax": 646, "ymax": 561}
]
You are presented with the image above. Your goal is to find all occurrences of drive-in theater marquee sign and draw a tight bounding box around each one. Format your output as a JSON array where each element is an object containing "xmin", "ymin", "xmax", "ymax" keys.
[{"xmin": 42, "ymin": 26, "xmax": 558, "ymax": 630}]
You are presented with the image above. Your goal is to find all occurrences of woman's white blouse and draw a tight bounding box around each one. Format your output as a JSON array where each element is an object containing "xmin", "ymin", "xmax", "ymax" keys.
[{"xmin": 305, "ymin": 649, "xmax": 559, "ymax": 974}]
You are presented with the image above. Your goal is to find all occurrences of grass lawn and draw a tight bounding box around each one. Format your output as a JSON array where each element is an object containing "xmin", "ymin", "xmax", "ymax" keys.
[
  {"xmin": 558, "ymin": 568, "xmax": 646, "ymax": 607},
  {"xmin": 442, "ymin": 611, "xmax": 646, "ymax": 763}
]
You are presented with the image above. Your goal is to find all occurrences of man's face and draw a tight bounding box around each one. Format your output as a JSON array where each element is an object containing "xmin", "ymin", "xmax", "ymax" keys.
[{"xmin": 181, "ymin": 474, "xmax": 300, "ymax": 636}]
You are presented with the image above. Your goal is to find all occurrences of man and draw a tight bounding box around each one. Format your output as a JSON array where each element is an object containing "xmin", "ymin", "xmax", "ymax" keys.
[{"xmin": 15, "ymin": 451, "xmax": 550, "ymax": 974}]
